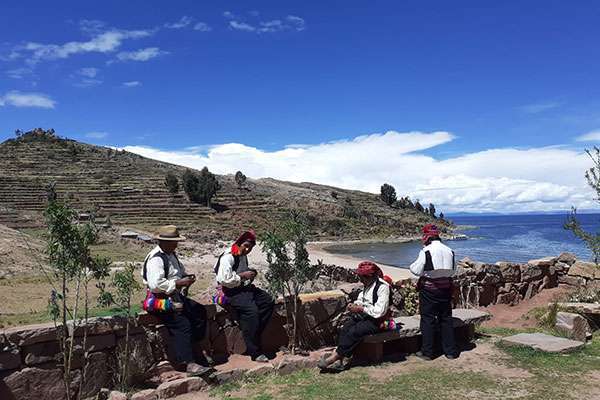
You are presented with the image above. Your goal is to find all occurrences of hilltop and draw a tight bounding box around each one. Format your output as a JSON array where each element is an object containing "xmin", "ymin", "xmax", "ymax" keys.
[{"xmin": 0, "ymin": 129, "xmax": 443, "ymax": 241}]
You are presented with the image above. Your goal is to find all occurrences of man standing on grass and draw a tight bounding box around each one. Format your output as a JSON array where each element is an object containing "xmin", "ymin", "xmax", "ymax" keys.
[{"xmin": 409, "ymin": 224, "xmax": 459, "ymax": 360}]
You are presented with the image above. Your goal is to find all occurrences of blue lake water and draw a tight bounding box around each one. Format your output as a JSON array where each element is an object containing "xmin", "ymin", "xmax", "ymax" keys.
[{"xmin": 324, "ymin": 214, "xmax": 600, "ymax": 268}]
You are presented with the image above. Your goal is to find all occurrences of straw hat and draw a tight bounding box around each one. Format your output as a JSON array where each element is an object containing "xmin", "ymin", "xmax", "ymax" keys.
[{"xmin": 154, "ymin": 225, "xmax": 186, "ymax": 241}]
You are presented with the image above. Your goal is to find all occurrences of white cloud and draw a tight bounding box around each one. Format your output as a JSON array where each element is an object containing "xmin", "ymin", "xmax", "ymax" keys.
[
  {"xmin": 193, "ymin": 22, "xmax": 212, "ymax": 32},
  {"xmin": 122, "ymin": 81, "xmax": 141, "ymax": 87},
  {"xmin": 576, "ymin": 130, "xmax": 600, "ymax": 142},
  {"xmin": 115, "ymin": 47, "xmax": 167, "ymax": 62},
  {"xmin": 6, "ymin": 67, "xmax": 33, "ymax": 79},
  {"xmin": 229, "ymin": 21, "xmax": 256, "ymax": 32},
  {"xmin": 21, "ymin": 29, "xmax": 152, "ymax": 64},
  {"xmin": 0, "ymin": 91, "xmax": 55, "ymax": 108},
  {"xmin": 519, "ymin": 102, "xmax": 560, "ymax": 114},
  {"xmin": 78, "ymin": 67, "xmax": 98, "ymax": 78},
  {"xmin": 223, "ymin": 11, "xmax": 236, "ymax": 19},
  {"xmin": 286, "ymin": 15, "xmax": 306, "ymax": 31},
  {"xmin": 85, "ymin": 131, "xmax": 108, "ymax": 139},
  {"xmin": 165, "ymin": 16, "xmax": 193, "ymax": 29},
  {"xmin": 120, "ymin": 131, "xmax": 594, "ymax": 213}
]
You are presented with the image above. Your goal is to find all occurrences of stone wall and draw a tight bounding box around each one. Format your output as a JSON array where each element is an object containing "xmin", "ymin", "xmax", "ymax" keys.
[
  {"xmin": 0, "ymin": 290, "xmax": 349, "ymax": 400},
  {"xmin": 451, "ymin": 253, "xmax": 599, "ymax": 307}
]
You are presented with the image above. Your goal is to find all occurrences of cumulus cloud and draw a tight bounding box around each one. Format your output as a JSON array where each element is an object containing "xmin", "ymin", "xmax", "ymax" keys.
[
  {"xmin": 193, "ymin": 22, "xmax": 212, "ymax": 32},
  {"xmin": 0, "ymin": 91, "xmax": 55, "ymax": 108},
  {"xmin": 122, "ymin": 81, "xmax": 141, "ymax": 87},
  {"xmin": 164, "ymin": 16, "xmax": 193, "ymax": 29},
  {"xmin": 115, "ymin": 47, "xmax": 167, "ymax": 62},
  {"xmin": 229, "ymin": 21, "xmax": 256, "ymax": 32},
  {"xmin": 21, "ymin": 29, "xmax": 152, "ymax": 64},
  {"xmin": 120, "ymin": 130, "xmax": 593, "ymax": 212},
  {"xmin": 85, "ymin": 131, "xmax": 108, "ymax": 139},
  {"xmin": 576, "ymin": 130, "xmax": 600, "ymax": 142}
]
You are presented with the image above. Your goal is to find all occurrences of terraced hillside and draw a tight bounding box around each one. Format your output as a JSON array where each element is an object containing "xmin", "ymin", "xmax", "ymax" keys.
[{"xmin": 0, "ymin": 129, "xmax": 441, "ymax": 240}]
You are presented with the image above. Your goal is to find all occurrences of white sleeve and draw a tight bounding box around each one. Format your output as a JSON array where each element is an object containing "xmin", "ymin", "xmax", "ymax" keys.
[
  {"xmin": 216, "ymin": 254, "xmax": 242, "ymax": 288},
  {"xmin": 146, "ymin": 257, "xmax": 177, "ymax": 295},
  {"xmin": 409, "ymin": 249, "xmax": 426, "ymax": 277},
  {"xmin": 363, "ymin": 283, "xmax": 390, "ymax": 319}
]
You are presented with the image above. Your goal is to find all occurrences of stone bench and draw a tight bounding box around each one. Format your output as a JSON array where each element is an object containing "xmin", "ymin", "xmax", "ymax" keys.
[{"xmin": 355, "ymin": 308, "xmax": 491, "ymax": 362}]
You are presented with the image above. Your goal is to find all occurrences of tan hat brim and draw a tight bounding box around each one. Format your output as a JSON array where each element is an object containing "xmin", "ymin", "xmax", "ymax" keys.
[{"xmin": 155, "ymin": 235, "xmax": 186, "ymax": 241}]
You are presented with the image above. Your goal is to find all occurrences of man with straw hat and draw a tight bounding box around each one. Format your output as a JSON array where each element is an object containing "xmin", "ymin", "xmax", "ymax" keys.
[{"xmin": 142, "ymin": 225, "xmax": 211, "ymax": 376}]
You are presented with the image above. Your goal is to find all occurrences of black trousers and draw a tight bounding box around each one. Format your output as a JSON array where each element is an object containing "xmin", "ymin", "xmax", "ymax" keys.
[
  {"xmin": 224, "ymin": 285, "xmax": 274, "ymax": 357},
  {"xmin": 419, "ymin": 288, "xmax": 457, "ymax": 357},
  {"xmin": 336, "ymin": 315, "xmax": 379, "ymax": 357},
  {"xmin": 157, "ymin": 297, "xmax": 207, "ymax": 364}
]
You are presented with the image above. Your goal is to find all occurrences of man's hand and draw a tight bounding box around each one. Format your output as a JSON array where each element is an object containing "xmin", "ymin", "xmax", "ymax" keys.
[
  {"xmin": 347, "ymin": 303, "xmax": 364, "ymax": 313},
  {"xmin": 176, "ymin": 275, "xmax": 195, "ymax": 288},
  {"xmin": 238, "ymin": 271, "xmax": 257, "ymax": 280}
]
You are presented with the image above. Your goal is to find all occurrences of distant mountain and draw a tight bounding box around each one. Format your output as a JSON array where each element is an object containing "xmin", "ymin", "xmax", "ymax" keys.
[
  {"xmin": 447, "ymin": 210, "xmax": 600, "ymax": 217},
  {"xmin": 0, "ymin": 129, "xmax": 442, "ymax": 241}
]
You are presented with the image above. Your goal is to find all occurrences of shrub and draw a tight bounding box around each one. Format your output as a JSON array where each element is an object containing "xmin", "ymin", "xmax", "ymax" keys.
[
  {"xmin": 380, "ymin": 183, "xmax": 397, "ymax": 206},
  {"xmin": 164, "ymin": 172, "xmax": 179, "ymax": 194},
  {"xmin": 234, "ymin": 171, "xmax": 247, "ymax": 189},
  {"xmin": 182, "ymin": 167, "xmax": 221, "ymax": 207}
]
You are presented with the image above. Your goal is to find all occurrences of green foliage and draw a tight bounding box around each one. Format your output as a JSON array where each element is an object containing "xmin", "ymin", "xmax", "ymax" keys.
[
  {"xmin": 565, "ymin": 147, "xmax": 600, "ymax": 264},
  {"xmin": 397, "ymin": 280, "xmax": 419, "ymax": 316},
  {"xmin": 380, "ymin": 183, "xmax": 397, "ymax": 206},
  {"xmin": 164, "ymin": 172, "xmax": 179, "ymax": 194},
  {"xmin": 182, "ymin": 167, "xmax": 221, "ymax": 207},
  {"xmin": 262, "ymin": 210, "xmax": 322, "ymax": 353},
  {"xmin": 235, "ymin": 170, "xmax": 247, "ymax": 188}
]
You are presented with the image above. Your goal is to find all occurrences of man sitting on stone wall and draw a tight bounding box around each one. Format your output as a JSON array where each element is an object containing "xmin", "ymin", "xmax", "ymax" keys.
[
  {"xmin": 142, "ymin": 225, "xmax": 211, "ymax": 376},
  {"xmin": 409, "ymin": 224, "xmax": 459, "ymax": 360},
  {"xmin": 214, "ymin": 230, "xmax": 275, "ymax": 362},
  {"xmin": 318, "ymin": 261, "xmax": 391, "ymax": 371}
]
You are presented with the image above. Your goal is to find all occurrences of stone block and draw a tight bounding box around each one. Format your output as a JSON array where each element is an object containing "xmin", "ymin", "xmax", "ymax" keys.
[
  {"xmin": 0, "ymin": 349, "xmax": 21, "ymax": 371},
  {"xmin": 478, "ymin": 284, "xmax": 497, "ymax": 306},
  {"xmin": 524, "ymin": 280, "xmax": 542, "ymax": 300},
  {"xmin": 116, "ymin": 334, "xmax": 155, "ymax": 384},
  {"xmin": 497, "ymin": 262, "xmax": 521, "ymax": 282},
  {"xmin": 555, "ymin": 312, "xmax": 592, "ymax": 342},
  {"xmin": 558, "ymin": 275, "xmax": 586, "ymax": 286},
  {"xmin": 3, "ymin": 323, "xmax": 58, "ymax": 346},
  {"xmin": 2, "ymin": 367, "xmax": 79, "ymax": 400},
  {"xmin": 501, "ymin": 333, "xmax": 585, "ymax": 353},
  {"xmin": 23, "ymin": 340, "xmax": 61, "ymax": 366},
  {"xmin": 108, "ymin": 391, "xmax": 128, "ymax": 400},
  {"xmin": 131, "ymin": 389, "xmax": 158, "ymax": 400},
  {"xmin": 496, "ymin": 291, "xmax": 518, "ymax": 305},
  {"xmin": 556, "ymin": 302, "xmax": 600, "ymax": 315},
  {"xmin": 557, "ymin": 252, "xmax": 577, "ymax": 266},
  {"xmin": 156, "ymin": 377, "xmax": 206, "ymax": 398},
  {"xmin": 568, "ymin": 261, "xmax": 598, "ymax": 280},
  {"xmin": 521, "ymin": 264, "xmax": 543, "ymax": 282},
  {"xmin": 80, "ymin": 352, "xmax": 111, "ymax": 399},
  {"xmin": 245, "ymin": 363, "xmax": 275, "ymax": 377},
  {"xmin": 75, "ymin": 333, "xmax": 116, "ymax": 352},
  {"xmin": 211, "ymin": 367, "xmax": 246, "ymax": 384},
  {"xmin": 527, "ymin": 257, "xmax": 557, "ymax": 267},
  {"xmin": 145, "ymin": 361, "xmax": 187, "ymax": 387}
]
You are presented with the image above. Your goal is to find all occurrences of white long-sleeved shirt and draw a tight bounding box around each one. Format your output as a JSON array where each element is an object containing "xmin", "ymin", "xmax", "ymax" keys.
[
  {"xmin": 354, "ymin": 278, "xmax": 390, "ymax": 319},
  {"xmin": 409, "ymin": 240, "xmax": 455, "ymax": 278},
  {"xmin": 142, "ymin": 246, "xmax": 186, "ymax": 295},
  {"xmin": 214, "ymin": 252, "xmax": 251, "ymax": 288}
]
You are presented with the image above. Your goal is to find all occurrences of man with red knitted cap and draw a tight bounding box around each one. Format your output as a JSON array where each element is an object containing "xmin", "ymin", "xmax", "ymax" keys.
[
  {"xmin": 318, "ymin": 261, "xmax": 391, "ymax": 370},
  {"xmin": 409, "ymin": 224, "xmax": 458, "ymax": 360},
  {"xmin": 214, "ymin": 230, "xmax": 274, "ymax": 362}
]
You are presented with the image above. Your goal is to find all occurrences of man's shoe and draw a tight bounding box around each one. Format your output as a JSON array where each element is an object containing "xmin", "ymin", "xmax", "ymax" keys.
[
  {"xmin": 415, "ymin": 351, "xmax": 433, "ymax": 361},
  {"xmin": 186, "ymin": 362, "xmax": 213, "ymax": 377},
  {"xmin": 252, "ymin": 354, "xmax": 269, "ymax": 363},
  {"xmin": 445, "ymin": 353, "xmax": 459, "ymax": 360}
]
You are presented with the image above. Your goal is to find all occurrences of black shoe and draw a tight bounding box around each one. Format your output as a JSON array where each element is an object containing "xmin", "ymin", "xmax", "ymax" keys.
[
  {"xmin": 445, "ymin": 353, "xmax": 459, "ymax": 360},
  {"xmin": 415, "ymin": 351, "xmax": 433, "ymax": 361}
]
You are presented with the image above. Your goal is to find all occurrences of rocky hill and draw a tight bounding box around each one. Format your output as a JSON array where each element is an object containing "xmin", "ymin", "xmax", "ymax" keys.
[{"xmin": 0, "ymin": 129, "xmax": 443, "ymax": 241}]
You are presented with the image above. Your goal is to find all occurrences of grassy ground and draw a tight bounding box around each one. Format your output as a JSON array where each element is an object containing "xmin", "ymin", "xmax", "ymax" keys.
[{"xmin": 208, "ymin": 330, "xmax": 600, "ymax": 400}]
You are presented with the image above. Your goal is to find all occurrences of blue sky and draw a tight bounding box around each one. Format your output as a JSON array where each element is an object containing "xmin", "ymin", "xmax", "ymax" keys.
[{"xmin": 2, "ymin": 1, "xmax": 600, "ymax": 212}]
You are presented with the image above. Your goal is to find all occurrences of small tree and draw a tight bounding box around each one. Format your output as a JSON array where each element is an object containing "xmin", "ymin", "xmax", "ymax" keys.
[
  {"xmin": 182, "ymin": 167, "xmax": 221, "ymax": 207},
  {"xmin": 380, "ymin": 183, "xmax": 397, "ymax": 206},
  {"xmin": 235, "ymin": 171, "xmax": 247, "ymax": 189},
  {"xmin": 182, "ymin": 169, "xmax": 200, "ymax": 202},
  {"xmin": 44, "ymin": 200, "xmax": 111, "ymax": 400},
  {"xmin": 262, "ymin": 210, "xmax": 322, "ymax": 354},
  {"xmin": 164, "ymin": 172, "xmax": 179, "ymax": 194},
  {"xmin": 428, "ymin": 203, "xmax": 436, "ymax": 218},
  {"xmin": 565, "ymin": 147, "xmax": 600, "ymax": 264}
]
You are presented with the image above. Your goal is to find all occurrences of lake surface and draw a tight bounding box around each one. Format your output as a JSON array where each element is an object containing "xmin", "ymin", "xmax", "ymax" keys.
[{"xmin": 325, "ymin": 214, "xmax": 600, "ymax": 268}]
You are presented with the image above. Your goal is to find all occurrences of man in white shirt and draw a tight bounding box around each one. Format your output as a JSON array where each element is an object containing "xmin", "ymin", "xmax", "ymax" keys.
[
  {"xmin": 318, "ymin": 261, "xmax": 390, "ymax": 370},
  {"xmin": 214, "ymin": 230, "xmax": 274, "ymax": 362},
  {"xmin": 142, "ymin": 225, "xmax": 210, "ymax": 376},
  {"xmin": 409, "ymin": 224, "xmax": 458, "ymax": 360}
]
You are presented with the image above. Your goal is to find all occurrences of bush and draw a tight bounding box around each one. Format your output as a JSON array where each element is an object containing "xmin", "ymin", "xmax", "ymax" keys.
[
  {"xmin": 182, "ymin": 167, "xmax": 221, "ymax": 207},
  {"xmin": 380, "ymin": 183, "xmax": 397, "ymax": 206},
  {"xmin": 235, "ymin": 171, "xmax": 247, "ymax": 189},
  {"xmin": 164, "ymin": 172, "xmax": 179, "ymax": 194}
]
